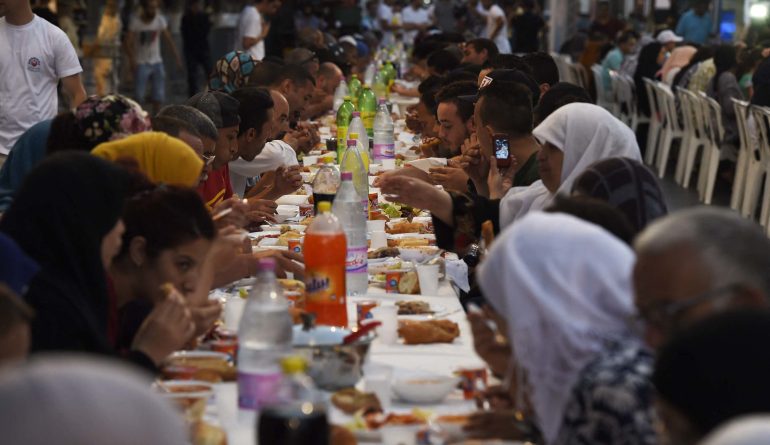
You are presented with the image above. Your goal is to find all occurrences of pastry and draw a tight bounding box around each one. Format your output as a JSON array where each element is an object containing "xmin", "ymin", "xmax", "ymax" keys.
[
  {"xmin": 388, "ymin": 238, "xmax": 430, "ymax": 248},
  {"xmin": 367, "ymin": 247, "xmax": 400, "ymax": 259},
  {"xmin": 396, "ymin": 300, "xmax": 432, "ymax": 315},
  {"xmin": 398, "ymin": 271, "xmax": 420, "ymax": 295},
  {"xmin": 387, "ymin": 221, "xmax": 425, "ymax": 234},
  {"xmin": 481, "ymin": 220, "xmax": 495, "ymax": 247},
  {"xmin": 331, "ymin": 388, "xmax": 382, "ymax": 415},
  {"xmin": 330, "ymin": 425, "xmax": 357, "ymax": 445},
  {"xmin": 398, "ymin": 319, "xmax": 460, "ymax": 344}
]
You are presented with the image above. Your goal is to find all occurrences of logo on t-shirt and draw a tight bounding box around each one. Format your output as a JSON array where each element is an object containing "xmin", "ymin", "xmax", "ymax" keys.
[{"xmin": 27, "ymin": 57, "xmax": 42, "ymax": 72}]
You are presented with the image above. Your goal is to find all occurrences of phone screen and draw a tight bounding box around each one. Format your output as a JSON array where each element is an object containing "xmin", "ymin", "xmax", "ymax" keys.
[{"xmin": 494, "ymin": 137, "xmax": 509, "ymax": 160}]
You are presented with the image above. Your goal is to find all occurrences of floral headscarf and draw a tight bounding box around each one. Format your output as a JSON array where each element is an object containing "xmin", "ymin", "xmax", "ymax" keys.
[
  {"xmin": 75, "ymin": 95, "xmax": 151, "ymax": 145},
  {"xmin": 208, "ymin": 51, "xmax": 258, "ymax": 93}
]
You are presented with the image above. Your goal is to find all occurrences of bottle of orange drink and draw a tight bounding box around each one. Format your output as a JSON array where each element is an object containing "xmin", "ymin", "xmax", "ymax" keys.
[{"xmin": 303, "ymin": 201, "xmax": 348, "ymax": 327}]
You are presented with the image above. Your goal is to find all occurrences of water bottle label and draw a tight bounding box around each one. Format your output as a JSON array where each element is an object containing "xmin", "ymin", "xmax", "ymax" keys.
[
  {"xmin": 237, "ymin": 371, "xmax": 282, "ymax": 411},
  {"xmin": 373, "ymin": 143, "xmax": 395, "ymax": 159},
  {"xmin": 346, "ymin": 246, "xmax": 368, "ymax": 274}
]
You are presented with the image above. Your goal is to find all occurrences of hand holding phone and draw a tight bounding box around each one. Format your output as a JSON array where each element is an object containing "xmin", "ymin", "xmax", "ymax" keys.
[{"xmin": 493, "ymin": 134, "xmax": 511, "ymax": 168}]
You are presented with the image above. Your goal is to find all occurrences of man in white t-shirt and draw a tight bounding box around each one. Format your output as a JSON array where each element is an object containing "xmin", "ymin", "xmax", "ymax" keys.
[
  {"xmin": 0, "ymin": 0, "xmax": 86, "ymax": 157},
  {"xmin": 124, "ymin": 0, "xmax": 182, "ymax": 115},
  {"xmin": 402, "ymin": 0, "xmax": 435, "ymax": 43},
  {"xmin": 235, "ymin": 0, "xmax": 282, "ymax": 61},
  {"xmin": 477, "ymin": 0, "xmax": 511, "ymax": 54},
  {"xmin": 378, "ymin": 0, "xmax": 401, "ymax": 47}
]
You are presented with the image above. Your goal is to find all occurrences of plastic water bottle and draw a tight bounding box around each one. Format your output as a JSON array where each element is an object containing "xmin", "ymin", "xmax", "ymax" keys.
[
  {"xmin": 364, "ymin": 63, "xmax": 376, "ymax": 87},
  {"xmin": 373, "ymin": 99, "xmax": 395, "ymax": 161},
  {"xmin": 340, "ymin": 138, "xmax": 370, "ymax": 218},
  {"xmin": 304, "ymin": 202, "xmax": 348, "ymax": 327},
  {"xmin": 333, "ymin": 172, "xmax": 368, "ymax": 296},
  {"xmin": 332, "ymin": 79, "xmax": 349, "ymax": 112},
  {"xmin": 311, "ymin": 156, "xmax": 340, "ymax": 213},
  {"xmin": 258, "ymin": 356, "xmax": 329, "ymax": 445},
  {"xmin": 349, "ymin": 112, "xmax": 368, "ymax": 150},
  {"xmin": 359, "ymin": 86, "xmax": 378, "ymax": 139},
  {"xmin": 336, "ymin": 96, "xmax": 355, "ymax": 160},
  {"xmin": 237, "ymin": 258, "xmax": 293, "ymax": 425},
  {"xmin": 373, "ymin": 70, "xmax": 388, "ymax": 100}
]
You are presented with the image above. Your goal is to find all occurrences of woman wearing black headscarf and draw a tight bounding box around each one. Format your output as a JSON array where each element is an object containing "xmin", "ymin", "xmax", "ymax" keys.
[
  {"xmin": 706, "ymin": 45, "xmax": 743, "ymax": 149},
  {"xmin": 0, "ymin": 153, "xmax": 193, "ymax": 370},
  {"xmin": 634, "ymin": 41, "xmax": 664, "ymax": 117}
]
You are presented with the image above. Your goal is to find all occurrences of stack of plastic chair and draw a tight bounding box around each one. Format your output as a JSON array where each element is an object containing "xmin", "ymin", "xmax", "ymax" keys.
[
  {"xmin": 697, "ymin": 93, "xmax": 725, "ymax": 204},
  {"xmin": 654, "ymin": 82, "xmax": 685, "ymax": 178},
  {"xmin": 744, "ymin": 107, "xmax": 770, "ymax": 227},
  {"xmin": 609, "ymin": 71, "xmax": 623, "ymax": 119},
  {"xmin": 730, "ymin": 99, "xmax": 751, "ymax": 212},
  {"xmin": 592, "ymin": 64, "xmax": 612, "ymax": 111},
  {"xmin": 679, "ymin": 89, "xmax": 711, "ymax": 188},
  {"xmin": 643, "ymin": 78, "xmax": 663, "ymax": 166}
]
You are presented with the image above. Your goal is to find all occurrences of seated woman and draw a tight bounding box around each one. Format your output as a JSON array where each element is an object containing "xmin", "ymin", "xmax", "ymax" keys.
[
  {"xmin": 0, "ymin": 94, "xmax": 150, "ymax": 212},
  {"xmin": 110, "ymin": 185, "xmax": 219, "ymax": 353},
  {"xmin": 467, "ymin": 212, "xmax": 656, "ymax": 445},
  {"xmin": 706, "ymin": 45, "xmax": 743, "ymax": 152},
  {"xmin": 0, "ymin": 153, "xmax": 194, "ymax": 371}
]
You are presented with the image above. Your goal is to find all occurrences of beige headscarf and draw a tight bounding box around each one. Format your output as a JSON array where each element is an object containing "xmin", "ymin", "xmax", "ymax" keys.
[{"xmin": 659, "ymin": 46, "xmax": 698, "ymax": 84}]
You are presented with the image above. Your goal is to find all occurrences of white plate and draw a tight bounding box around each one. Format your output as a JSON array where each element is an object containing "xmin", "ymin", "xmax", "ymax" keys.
[
  {"xmin": 387, "ymin": 233, "xmax": 436, "ymax": 240},
  {"xmin": 397, "ymin": 303, "xmax": 447, "ymax": 320},
  {"xmin": 166, "ymin": 350, "xmax": 230, "ymax": 363},
  {"xmin": 405, "ymin": 158, "xmax": 447, "ymax": 173},
  {"xmin": 259, "ymin": 224, "xmax": 306, "ymax": 233},
  {"xmin": 276, "ymin": 195, "xmax": 309, "ymax": 206}
]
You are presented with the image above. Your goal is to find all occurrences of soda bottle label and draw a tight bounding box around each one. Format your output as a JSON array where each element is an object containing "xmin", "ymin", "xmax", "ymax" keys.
[
  {"xmin": 346, "ymin": 246, "xmax": 368, "ymax": 274},
  {"xmin": 337, "ymin": 126, "xmax": 348, "ymax": 152},
  {"xmin": 373, "ymin": 142, "xmax": 395, "ymax": 159},
  {"xmin": 361, "ymin": 111, "xmax": 375, "ymax": 131},
  {"xmin": 305, "ymin": 267, "xmax": 346, "ymax": 305},
  {"xmin": 238, "ymin": 371, "xmax": 283, "ymax": 411}
]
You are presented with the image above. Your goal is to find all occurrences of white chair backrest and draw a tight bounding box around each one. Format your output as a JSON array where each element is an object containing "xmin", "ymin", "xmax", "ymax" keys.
[
  {"xmin": 591, "ymin": 64, "xmax": 607, "ymax": 102},
  {"xmin": 733, "ymin": 98, "xmax": 751, "ymax": 154},
  {"xmin": 675, "ymin": 87, "xmax": 693, "ymax": 132},
  {"xmin": 572, "ymin": 63, "xmax": 590, "ymax": 90},
  {"xmin": 752, "ymin": 106, "xmax": 770, "ymax": 164},
  {"xmin": 700, "ymin": 92, "xmax": 725, "ymax": 144},
  {"xmin": 643, "ymin": 78, "xmax": 660, "ymax": 121},
  {"xmin": 657, "ymin": 83, "xmax": 683, "ymax": 132}
]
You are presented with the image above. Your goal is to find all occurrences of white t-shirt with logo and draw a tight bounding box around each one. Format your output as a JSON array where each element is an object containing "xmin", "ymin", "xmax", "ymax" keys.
[
  {"xmin": 477, "ymin": 3, "xmax": 511, "ymax": 54},
  {"xmin": 129, "ymin": 13, "xmax": 167, "ymax": 65},
  {"xmin": 0, "ymin": 16, "xmax": 82, "ymax": 154},
  {"xmin": 401, "ymin": 5, "xmax": 434, "ymax": 42},
  {"xmin": 235, "ymin": 5, "xmax": 264, "ymax": 61}
]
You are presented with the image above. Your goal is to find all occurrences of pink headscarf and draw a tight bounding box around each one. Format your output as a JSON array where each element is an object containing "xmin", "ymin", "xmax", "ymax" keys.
[{"xmin": 659, "ymin": 46, "xmax": 697, "ymax": 82}]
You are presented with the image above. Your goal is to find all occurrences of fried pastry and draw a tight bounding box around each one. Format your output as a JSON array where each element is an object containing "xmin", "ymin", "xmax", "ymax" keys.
[{"xmin": 398, "ymin": 319, "xmax": 460, "ymax": 344}]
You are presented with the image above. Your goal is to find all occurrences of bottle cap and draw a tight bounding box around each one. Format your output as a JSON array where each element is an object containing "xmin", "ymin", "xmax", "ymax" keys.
[
  {"xmin": 351, "ymin": 74, "xmax": 358, "ymax": 79},
  {"xmin": 363, "ymin": 85, "xmax": 372, "ymax": 90},
  {"xmin": 341, "ymin": 171, "xmax": 353, "ymax": 181},
  {"xmin": 343, "ymin": 95, "xmax": 352, "ymax": 101},
  {"xmin": 280, "ymin": 355, "xmax": 308, "ymax": 375},
  {"xmin": 347, "ymin": 139, "xmax": 357, "ymax": 147},
  {"xmin": 317, "ymin": 201, "xmax": 332, "ymax": 213},
  {"xmin": 349, "ymin": 132, "xmax": 359, "ymax": 140},
  {"xmin": 378, "ymin": 99, "xmax": 386, "ymax": 105},
  {"xmin": 352, "ymin": 111, "xmax": 360, "ymax": 117},
  {"xmin": 258, "ymin": 257, "xmax": 276, "ymax": 271},
  {"xmin": 322, "ymin": 155, "xmax": 333, "ymax": 163}
]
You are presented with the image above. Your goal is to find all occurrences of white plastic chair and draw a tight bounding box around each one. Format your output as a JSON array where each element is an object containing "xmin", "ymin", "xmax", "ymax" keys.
[
  {"xmin": 643, "ymin": 78, "xmax": 662, "ymax": 166},
  {"xmin": 697, "ymin": 93, "xmax": 725, "ymax": 204},
  {"xmin": 609, "ymin": 71, "xmax": 623, "ymax": 119},
  {"xmin": 744, "ymin": 106, "xmax": 770, "ymax": 225},
  {"xmin": 679, "ymin": 89, "xmax": 711, "ymax": 188},
  {"xmin": 654, "ymin": 82, "xmax": 685, "ymax": 178},
  {"xmin": 591, "ymin": 64, "xmax": 611, "ymax": 111},
  {"xmin": 571, "ymin": 63, "xmax": 590, "ymax": 91},
  {"xmin": 730, "ymin": 99, "xmax": 751, "ymax": 212},
  {"xmin": 623, "ymin": 74, "xmax": 648, "ymax": 133}
]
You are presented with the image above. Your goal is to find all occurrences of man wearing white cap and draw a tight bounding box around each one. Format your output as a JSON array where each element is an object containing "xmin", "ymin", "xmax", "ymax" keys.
[{"xmin": 657, "ymin": 29, "xmax": 683, "ymax": 52}]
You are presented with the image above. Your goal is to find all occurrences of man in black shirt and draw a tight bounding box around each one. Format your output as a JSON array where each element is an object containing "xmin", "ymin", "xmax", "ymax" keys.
[
  {"xmin": 181, "ymin": 0, "xmax": 212, "ymax": 97},
  {"xmin": 511, "ymin": 0, "xmax": 545, "ymax": 53}
]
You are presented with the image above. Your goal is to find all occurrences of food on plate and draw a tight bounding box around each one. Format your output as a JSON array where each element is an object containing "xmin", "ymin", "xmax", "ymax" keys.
[
  {"xmin": 380, "ymin": 202, "xmax": 403, "ymax": 219},
  {"xmin": 388, "ymin": 238, "xmax": 430, "ymax": 248},
  {"xmin": 396, "ymin": 300, "xmax": 433, "ymax": 315},
  {"xmin": 192, "ymin": 421, "xmax": 227, "ymax": 445},
  {"xmin": 331, "ymin": 388, "xmax": 382, "ymax": 415},
  {"xmin": 279, "ymin": 225, "xmax": 297, "ymax": 234},
  {"xmin": 367, "ymin": 247, "xmax": 401, "ymax": 259},
  {"xmin": 481, "ymin": 219, "xmax": 495, "ymax": 247},
  {"xmin": 435, "ymin": 414, "xmax": 470, "ymax": 424},
  {"xmin": 163, "ymin": 356, "xmax": 236, "ymax": 382},
  {"xmin": 397, "ymin": 271, "xmax": 420, "ymax": 294},
  {"xmin": 418, "ymin": 137, "xmax": 441, "ymax": 156},
  {"xmin": 299, "ymin": 216, "xmax": 315, "ymax": 226},
  {"xmin": 277, "ymin": 230, "xmax": 303, "ymax": 246},
  {"xmin": 278, "ymin": 278, "xmax": 305, "ymax": 292},
  {"xmin": 387, "ymin": 221, "xmax": 425, "ymax": 234},
  {"xmin": 365, "ymin": 412, "xmax": 427, "ymax": 430},
  {"xmin": 302, "ymin": 166, "xmax": 312, "ymax": 173},
  {"xmin": 293, "ymin": 188, "xmax": 308, "ymax": 195},
  {"xmin": 330, "ymin": 425, "xmax": 357, "ymax": 445},
  {"xmin": 398, "ymin": 319, "xmax": 460, "ymax": 344}
]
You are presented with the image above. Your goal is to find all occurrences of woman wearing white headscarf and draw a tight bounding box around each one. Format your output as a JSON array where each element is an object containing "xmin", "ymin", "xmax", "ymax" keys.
[
  {"xmin": 469, "ymin": 212, "xmax": 657, "ymax": 445},
  {"xmin": 700, "ymin": 416, "xmax": 770, "ymax": 445},
  {"xmin": 0, "ymin": 355, "xmax": 189, "ymax": 445},
  {"xmin": 499, "ymin": 102, "xmax": 642, "ymax": 226}
]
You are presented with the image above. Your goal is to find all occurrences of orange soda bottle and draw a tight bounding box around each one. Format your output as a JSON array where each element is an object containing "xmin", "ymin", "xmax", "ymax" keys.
[{"xmin": 303, "ymin": 201, "xmax": 348, "ymax": 327}]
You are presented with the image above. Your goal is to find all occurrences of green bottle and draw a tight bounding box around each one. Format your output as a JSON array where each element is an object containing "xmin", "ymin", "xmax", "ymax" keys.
[
  {"xmin": 336, "ymin": 96, "xmax": 355, "ymax": 160},
  {"xmin": 348, "ymin": 75, "xmax": 362, "ymax": 107},
  {"xmin": 358, "ymin": 86, "xmax": 377, "ymax": 138},
  {"xmin": 373, "ymin": 70, "xmax": 388, "ymax": 100},
  {"xmin": 382, "ymin": 62, "xmax": 397, "ymax": 88}
]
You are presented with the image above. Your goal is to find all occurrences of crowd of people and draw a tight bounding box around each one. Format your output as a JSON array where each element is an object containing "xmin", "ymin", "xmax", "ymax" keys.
[{"xmin": 3, "ymin": 0, "xmax": 770, "ymax": 443}]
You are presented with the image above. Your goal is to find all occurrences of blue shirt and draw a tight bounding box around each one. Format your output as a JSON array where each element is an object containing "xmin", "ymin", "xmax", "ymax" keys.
[
  {"xmin": 676, "ymin": 10, "xmax": 712, "ymax": 45},
  {"xmin": 602, "ymin": 48, "xmax": 623, "ymax": 92},
  {"xmin": 0, "ymin": 119, "xmax": 52, "ymax": 212}
]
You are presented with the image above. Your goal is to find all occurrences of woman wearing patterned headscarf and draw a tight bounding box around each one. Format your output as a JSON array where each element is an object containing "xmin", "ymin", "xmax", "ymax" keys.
[
  {"xmin": 0, "ymin": 94, "xmax": 150, "ymax": 212},
  {"xmin": 208, "ymin": 51, "xmax": 258, "ymax": 93},
  {"xmin": 572, "ymin": 157, "xmax": 668, "ymax": 235}
]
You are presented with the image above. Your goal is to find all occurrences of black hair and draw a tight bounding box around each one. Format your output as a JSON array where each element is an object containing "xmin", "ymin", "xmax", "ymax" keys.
[
  {"xmin": 427, "ymin": 49, "xmax": 462, "ymax": 75},
  {"xmin": 617, "ymin": 30, "xmax": 638, "ymax": 45},
  {"xmin": 545, "ymin": 195, "xmax": 636, "ymax": 245},
  {"xmin": 413, "ymin": 40, "xmax": 447, "ymax": 61},
  {"xmin": 434, "ymin": 81, "xmax": 478, "ymax": 122},
  {"xmin": 151, "ymin": 115, "xmax": 200, "ymax": 139},
  {"xmin": 523, "ymin": 52, "xmax": 559, "ymax": 87},
  {"xmin": 486, "ymin": 54, "xmax": 534, "ymax": 77},
  {"xmin": 247, "ymin": 61, "xmax": 285, "ymax": 87},
  {"xmin": 118, "ymin": 185, "xmax": 216, "ymax": 260},
  {"xmin": 440, "ymin": 69, "xmax": 479, "ymax": 87},
  {"xmin": 230, "ymin": 87, "xmax": 275, "ymax": 137},
  {"xmin": 713, "ymin": 44, "xmax": 738, "ymax": 92},
  {"xmin": 46, "ymin": 112, "xmax": 81, "ymax": 154},
  {"xmin": 418, "ymin": 76, "xmax": 443, "ymax": 114},
  {"xmin": 654, "ymin": 309, "xmax": 770, "ymax": 439},
  {"xmin": 478, "ymin": 81, "xmax": 533, "ymax": 137},
  {"xmin": 467, "ymin": 38, "xmax": 500, "ymax": 60},
  {"xmin": 276, "ymin": 64, "xmax": 316, "ymax": 87},
  {"xmin": 533, "ymin": 82, "xmax": 592, "ymax": 125},
  {"xmin": 458, "ymin": 64, "xmax": 484, "ymax": 77}
]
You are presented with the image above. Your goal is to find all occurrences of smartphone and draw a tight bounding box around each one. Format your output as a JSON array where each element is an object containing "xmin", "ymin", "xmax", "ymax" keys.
[{"xmin": 493, "ymin": 134, "xmax": 511, "ymax": 168}]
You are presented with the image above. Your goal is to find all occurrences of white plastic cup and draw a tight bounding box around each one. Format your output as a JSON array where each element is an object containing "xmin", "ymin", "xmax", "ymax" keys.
[
  {"xmin": 213, "ymin": 383, "xmax": 237, "ymax": 428},
  {"xmin": 303, "ymin": 155, "xmax": 318, "ymax": 166},
  {"xmin": 363, "ymin": 363, "xmax": 393, "ymax": 410},
  {"xmin": 416, "ymin": 264, "xmax": 440, "ymax": 296},
  {"xmin": 370, "ymin": 230, "xmax": 388, "ymax": 249},
  {"xmin": 381, "ymin": 158, "xmax": 396, "ymax": 170},
  {"xmin": 370, "ymin": 305, "xmax": 398, "ymax": 345},
  {"xmin": 224, "ymin": 296, "xmax": 245, "ymax": 331},
  {"xmin": 367, "ymin": 219, "xmax": 386, "ymax": 232}
]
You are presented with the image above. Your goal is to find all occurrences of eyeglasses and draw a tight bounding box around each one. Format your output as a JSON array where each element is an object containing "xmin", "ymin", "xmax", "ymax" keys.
[
  {"xmin": 636, "ymin": 283, "xmax": 745, "ymax": 332},
  {"xmin": 201, "ymin": 153, "xmax": 215, "ymax": 166}
]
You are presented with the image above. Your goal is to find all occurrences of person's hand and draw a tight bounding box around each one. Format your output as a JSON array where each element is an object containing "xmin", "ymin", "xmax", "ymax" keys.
[
  {"xmin": 261, "ymin": 21, "xmax": 271, "ymax": 39},
  {"xmin": 296, "ymin": 122, "xmax": 321, "ymax": 148},
  {"xmin": 487, "ymin": 156, "xmax": 518, "ymax": 200},
  {"xmin": 212, "ymin": 198, "xmax": 250, "ymax": 229},
  {"xmin": 246, "ymin": 199, "xmax": 278, "ymax": 223},
  {"xmin": 378, "ymin": 174, "xmax": 443, "ymax": 211},
  {"xmin": 190, "ymin": 299, "xmax": 222, "ymax": 339},
  {"xmin": 272, "ymin": 165, "xmax": 303, "ymax": 196},
  {"xmin": 372, "ymin": 165, "xmax": 433, "ymax": 188},
  {"xmin": 459, "ymin": 134, "xmax": 489, "ymax": 185},
  {"xmin": 405, "ymin": 112, "xmax": 423, "ymax": 134},
  {"xmin": 252, "ymin": 249, "xmax": 305, "ymax": 279},
  {"xmin": 475, "ymin": 385, "xmax": 515, "ymax": 411},
  {"xmin": 391, "ymin": 83, "xmax": 409, "ymax": 95},
  {"xmin": 468, "ymin": 310, "xmax": 510, "ymax": 377},
  {"xmin": 464, "ymin": 410, "xmax": 528, "ymax": 440},
  {"xmin": 429, "ymin": 166, "xmax": 470, "ymax": 192},
  {"xmin": 132, "ymin": 286, "xmax": 196, "ymax": 365},
  {"xmin": 284, "ymin": 129, "xmax": 314, "ymax": 154}
]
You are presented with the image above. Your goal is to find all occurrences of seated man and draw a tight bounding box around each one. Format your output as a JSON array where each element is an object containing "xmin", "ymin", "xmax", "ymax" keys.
[
  {"xmin": 461, "ymin": 38, "xmax": 499, "ymax": 66},
  {"xmin": 523, "ymin": 52, "xmax": 560, "ymax": 96},
  {"xmin": 302, "ymin": 62, "xmax": 344, "ymax": 120},
  {"xmin": 633, "ymin": 206, "xmax": 770, "ymax": 350},
  {"xmin": 157, "ymin": 105, "xmax": 219, "ymax": 183}
]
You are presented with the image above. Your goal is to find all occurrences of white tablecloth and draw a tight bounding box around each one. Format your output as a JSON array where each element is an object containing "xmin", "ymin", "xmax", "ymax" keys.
[{"xmin": 212, "ymin": 282, "xmax": 485, "ymax": 444}]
